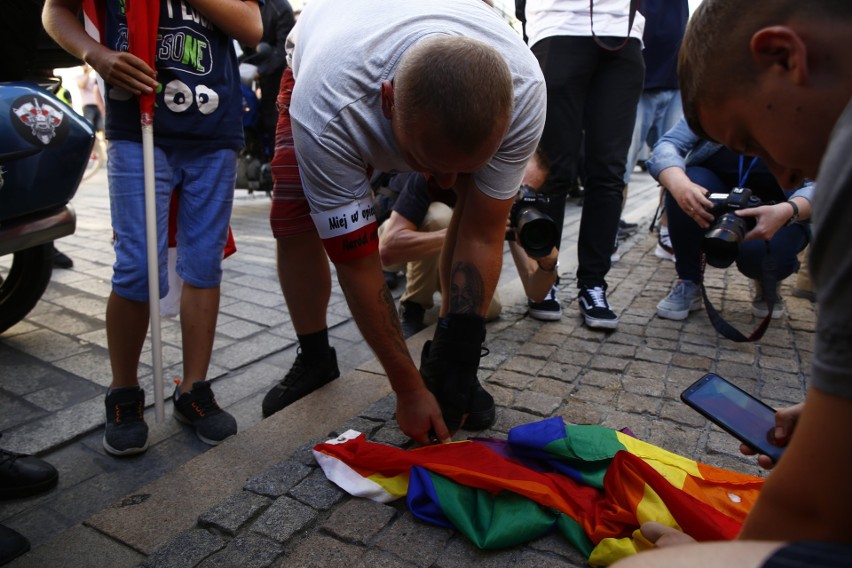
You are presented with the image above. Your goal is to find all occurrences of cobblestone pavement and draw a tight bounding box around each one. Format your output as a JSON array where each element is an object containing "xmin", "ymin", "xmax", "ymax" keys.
[{"xmin": 1, "ymin": 168, "xmax": 815, "ymax": 567}]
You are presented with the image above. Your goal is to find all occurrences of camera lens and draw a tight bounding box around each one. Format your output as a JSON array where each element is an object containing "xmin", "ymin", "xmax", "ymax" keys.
[
  {"xmin": 702, "ymin": 212, "xmax": 747, "ymax": 268},
  {"xmin": 516, "ymin": 207, "xmax": 559, "ymax": 257}
]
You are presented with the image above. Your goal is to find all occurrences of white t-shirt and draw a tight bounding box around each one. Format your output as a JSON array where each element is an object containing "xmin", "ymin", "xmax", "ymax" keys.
[
  {"xmin": 285, "ymin": 0, "xmax": 546, "ymax": 224},
  {"xmin": 523, "ymin": 0, "xmax": 646, "ymax": 49}
]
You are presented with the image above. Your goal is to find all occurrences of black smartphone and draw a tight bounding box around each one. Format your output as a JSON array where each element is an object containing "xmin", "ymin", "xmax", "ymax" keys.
[{"xmin": 681, "ymin": 373, "xmax": 785, "ymax": 463}]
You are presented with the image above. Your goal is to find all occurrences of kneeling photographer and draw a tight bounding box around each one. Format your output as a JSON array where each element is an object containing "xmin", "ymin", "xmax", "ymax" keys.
[
  {"xmin": 647, "ymin": 117, "xmax": 812, "ymax": 324},
  {"xmin": 505, "ymin": 148, "xmax": 562, "ymax": 321}
]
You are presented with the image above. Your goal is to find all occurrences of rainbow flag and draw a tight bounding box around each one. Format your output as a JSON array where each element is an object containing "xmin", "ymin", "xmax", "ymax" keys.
[{"xmin": 313, "ymin": 417, "xmax": 764, "ymax": 566}]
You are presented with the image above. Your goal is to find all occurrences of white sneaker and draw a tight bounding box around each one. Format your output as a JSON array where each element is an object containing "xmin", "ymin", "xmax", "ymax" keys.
[
  {"xmin": 655, "ymin": 231, "xmax": 675, "ymax": 262},
  {"xmin": 611, "ymin": 236, "xmax": 621, "ymax": 263}
]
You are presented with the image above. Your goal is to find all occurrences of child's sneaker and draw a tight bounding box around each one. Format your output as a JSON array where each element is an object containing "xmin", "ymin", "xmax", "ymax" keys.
[
  {"xmin": 103, "ymin": 387, "xmax": 149, "ymax": 456},
  {"xmin": 173, "ymin": 382, "xmax": 237, "ymax": 445}
]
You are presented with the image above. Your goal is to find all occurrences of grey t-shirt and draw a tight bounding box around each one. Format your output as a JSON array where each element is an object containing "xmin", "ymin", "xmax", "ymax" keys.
[
  {"xmin": 810, "ymin": 99, "xmax": 852, "ymax": 399},
  {"xmin": 286, "ymin": 0, "xmax": 546, "ymax": 222}
]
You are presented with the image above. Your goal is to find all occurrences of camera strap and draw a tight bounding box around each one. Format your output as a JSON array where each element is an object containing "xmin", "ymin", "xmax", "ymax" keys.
[
  {"xmin": 700, "ymin": 241, "xmax": 777, "ymax": 343},
  {"xmin": 589, "ymin": 0, "xmax": 640, "ymax": 52}
]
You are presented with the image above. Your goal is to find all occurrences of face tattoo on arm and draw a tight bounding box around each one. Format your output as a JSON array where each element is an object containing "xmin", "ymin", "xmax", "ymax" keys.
[{"xmin": 449, "ymin": 262, "xmax": 485, "ymax": 314}]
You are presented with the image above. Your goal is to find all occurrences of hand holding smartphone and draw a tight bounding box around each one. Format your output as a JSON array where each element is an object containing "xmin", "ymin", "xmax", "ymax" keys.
[{"xmin": 681, "ymin": 373, "xmax": 785, "ymax": 463}]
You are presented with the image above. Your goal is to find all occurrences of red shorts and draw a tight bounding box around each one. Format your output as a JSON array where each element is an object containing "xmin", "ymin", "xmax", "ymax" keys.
[
  {"xmin": 269, "ymin": 67, "xmax": 313, "ymax": 238},
  {"xmin": 269, "ymin": 68, "xmax": 379, "ymax": 263}
]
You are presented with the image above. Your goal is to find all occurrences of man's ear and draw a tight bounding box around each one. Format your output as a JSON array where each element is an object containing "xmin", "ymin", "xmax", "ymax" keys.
[
  {"xmin": 380, "ymin": 80, "xmax": 394, "ymax": 119},
  {"xmin": 750, "ymin": 26, "xmax": 809, "ymax": 85}
]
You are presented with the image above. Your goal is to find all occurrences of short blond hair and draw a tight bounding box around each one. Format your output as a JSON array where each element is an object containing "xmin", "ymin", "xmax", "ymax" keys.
[
  {"xmin": 679, "ymin": 0, "xmax": 850, "ymax": 140},
  {"xmin": 395, "ymin": 35, "xmax": 514, "ymax": 153}
]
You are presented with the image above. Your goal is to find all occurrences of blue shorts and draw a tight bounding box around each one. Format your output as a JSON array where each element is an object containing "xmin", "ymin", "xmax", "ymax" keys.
[{"xmin": 107, "ymin": 140, "xmax": 237, "ymax": 302}]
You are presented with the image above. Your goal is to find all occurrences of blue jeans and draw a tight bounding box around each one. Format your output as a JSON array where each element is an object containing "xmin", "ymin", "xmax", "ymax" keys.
[
  {"xmin": 107, "ymin": 140, "xmax": 237, "ymax": 302},
  {"xmin": 666, "ymin": 166, "xmax": 809, "ymax": 283},
  {"xmin": 623, "ymin": 89, "xmax": 683, "ymax": 184}
]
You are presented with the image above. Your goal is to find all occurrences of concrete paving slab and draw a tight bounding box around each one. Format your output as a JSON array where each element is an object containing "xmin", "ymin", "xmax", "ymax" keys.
[{"xmin": 84, "ymin": 369, "xmax": 392, "ymax": 554}]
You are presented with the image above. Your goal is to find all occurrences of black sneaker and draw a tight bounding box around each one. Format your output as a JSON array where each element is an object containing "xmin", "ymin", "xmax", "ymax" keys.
[
  {"xmin": 52, "ymin": 245, "xmax": 73, "ymax": 269},
  {"xmin": 528, "ymin": 285, "xmax": 562, "ymax": 321},
  {"xmin": 461, "ymin": 381, "xmax": 496, "ymax": 431},
  {"xmin": 261, "ymin": 348, "xmax": 340, "ymax": 417},
  {"xmin": 399, "ymin": 300, "xmax": 426, "ymax": 339},
  {"xmin": 103, "ymin": 387, "xmax": 149, "ymax": 456},
  {"xmin": 0, "ymin": 443, "xmax": 58, "ymax": 500},
  {"xmin": 173, "ymin": 382, "xmax": 237, "ymax": 445},
  {"xmin": 578, "ymin": 285, "xmax": 619, "ymax": 330},
  {"xmin": 617, "ymin": 219, "xmax": 638, "ymax": 241}
]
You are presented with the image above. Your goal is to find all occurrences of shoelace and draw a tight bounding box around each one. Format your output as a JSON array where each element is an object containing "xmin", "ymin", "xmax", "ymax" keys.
[
  {"xmin": 586, "ymin": 287, "xmax": 609, "ymax": 308},
  {"xmin": 672, "ymin": 280, "xmax": 691, "ymax": 298},
  {"xmin": 184, "ymin": 385, "xmax": 221, "ymax": 416},
  {"xmin": 113, "ymin": 398, "xmax": 144, "ymax": 424},
  {"xmin": 279, "ymin": 352, "xmax": 309, "ymax": 387}
]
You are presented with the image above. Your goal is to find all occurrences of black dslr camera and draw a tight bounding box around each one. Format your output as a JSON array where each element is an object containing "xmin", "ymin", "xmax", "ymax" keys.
[
  {"xmin": 506, "ymin": 184, "xmax": 560, "ymax": 257},
  {"xmin": 702, "ymin": 187, "xmax": 762, "ymax": 268}
]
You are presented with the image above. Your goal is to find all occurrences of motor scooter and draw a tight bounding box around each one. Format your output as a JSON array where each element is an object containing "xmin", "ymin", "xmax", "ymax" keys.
[{"xmin": 0, "ymin": 80, "xmax": 94, "ymax": 333}]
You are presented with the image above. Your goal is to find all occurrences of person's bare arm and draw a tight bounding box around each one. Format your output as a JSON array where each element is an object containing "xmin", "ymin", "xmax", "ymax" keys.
[
  {"xmin": 439, "ymin": 175, "xmax": 511, "ymax": 317},
  {"xmin": 186, "ymin": 0, "xmax": 262, "ymax": 47},
  {"xmin": 739, "ymin": 388, "xmax": 852, "ymax": 541},
  {"xmin": 738, "ymin": 195, "xmax": 812, "ymax": 242},
  {"xmin": 379, "ymin": 211, "xmax": 447, "ymax": 267},
  {"xmin": 333, "ymin": 251, "xmax": 449, "ymax": 446},
  {"xmin": 43, "ymin": 0, "xmax": 158, "ymax": 95},
  {"xmin": 658, "ymin": 166, "xmax": 715, "ymax": 228},
  {"xmin": 610, "ymin": 539, "xmax": 783, "ymax": 568},
  {"xmin": 508, "ymin": 240, "xmax": 558, "ymax": 303}
]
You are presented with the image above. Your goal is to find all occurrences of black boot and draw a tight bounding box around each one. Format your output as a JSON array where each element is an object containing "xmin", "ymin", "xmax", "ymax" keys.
[
  {"xmin": 462, "ymin": 381, "xmax": 496, "ymax": 431},
  {"xmin": 0, "ymin": 446, "xmax": 58, "ymax": 501},
  {"xmin": 0, "ymin": 524, "xmax": 30, "ymax": 565},
  {"xmin": 399, "ymin": 301, "xmax": 426, "ymax": 339},
  {"xmin": 419, "ymin": 314, "xmax": 490, "ymax": 432}
]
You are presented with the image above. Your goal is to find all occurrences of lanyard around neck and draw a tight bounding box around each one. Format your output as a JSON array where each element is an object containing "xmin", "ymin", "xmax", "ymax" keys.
[{"xmin": 738, "ymin": 155, "xmax": 759, "ymax": 188}]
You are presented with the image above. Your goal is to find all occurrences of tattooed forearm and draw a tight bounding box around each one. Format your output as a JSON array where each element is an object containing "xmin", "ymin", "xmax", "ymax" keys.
[
  {"xmin": 449, "ymin": 261, "xmax": 484, "ymax": 314},
  {"xmin": 379, "ymin": 285, "xmax": 410, "ymax": 356}
]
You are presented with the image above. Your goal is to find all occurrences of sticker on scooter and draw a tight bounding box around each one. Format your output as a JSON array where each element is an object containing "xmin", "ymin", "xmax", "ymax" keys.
[{"xmin": 11, "ymin": 96, "xmax": 69, "ymax": 147}]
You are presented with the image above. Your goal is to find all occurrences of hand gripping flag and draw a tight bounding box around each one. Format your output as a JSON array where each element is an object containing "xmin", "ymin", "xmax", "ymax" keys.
[{"xmin": 313, "ymin": 417, "xmax": 765, "ymax": 566}]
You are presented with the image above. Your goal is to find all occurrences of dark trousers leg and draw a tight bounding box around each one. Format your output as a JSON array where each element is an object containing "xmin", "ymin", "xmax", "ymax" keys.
[
  {"xmin": 532, "ymin": 37, "xmax": 643, "ymax": 285},
  {"xmin": 575, "ymin": 39, "xmax": 644, "ymax": 288},
  {"xmin": 736, "ymin": 225, "xmax": 809, "ymax": 281}
]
